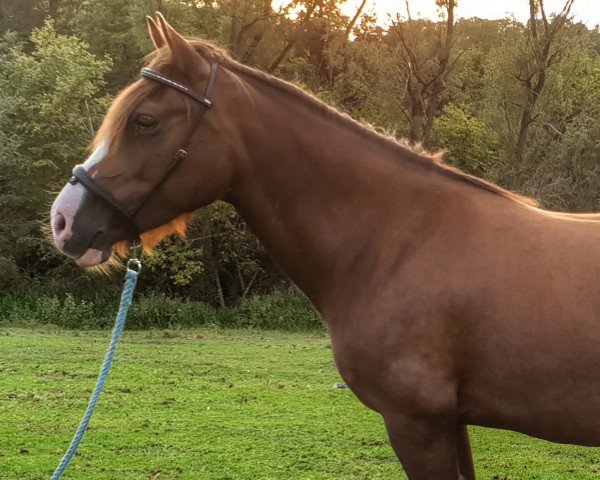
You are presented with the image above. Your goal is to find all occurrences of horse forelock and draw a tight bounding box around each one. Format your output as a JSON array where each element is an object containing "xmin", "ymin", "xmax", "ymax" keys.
[
  {"xmin": 93, "ymin": 39, "xmax": 228, "ymax": 154},
  {"xmin": 92, "ymin": 80, "xmax": 159, "ymax": 153}
]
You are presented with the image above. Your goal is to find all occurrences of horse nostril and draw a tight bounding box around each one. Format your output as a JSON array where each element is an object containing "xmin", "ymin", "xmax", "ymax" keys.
[{"xmin": 53, "ymin": 213, "xmax": 67, "ymax": 233}]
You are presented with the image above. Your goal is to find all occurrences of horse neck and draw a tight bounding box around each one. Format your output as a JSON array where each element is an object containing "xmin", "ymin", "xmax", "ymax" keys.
[{"xmin": 225, "ymin": 71, "xmax": 443, "ymax": 310}]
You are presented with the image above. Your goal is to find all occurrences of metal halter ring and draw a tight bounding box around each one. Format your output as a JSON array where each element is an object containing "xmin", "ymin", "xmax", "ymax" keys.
[
  {"xmin": 126, "ymin": 258, "xmax": 142, "ymax": 273},
  {"xmin": 127, "ymin": 239, "xmax": 143, "ymax": 273}
]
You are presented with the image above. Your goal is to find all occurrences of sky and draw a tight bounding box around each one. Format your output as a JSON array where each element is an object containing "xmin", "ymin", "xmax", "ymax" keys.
[{"xmin": 338, "ymin": 0, "xmax": 600, "ymax": 28}]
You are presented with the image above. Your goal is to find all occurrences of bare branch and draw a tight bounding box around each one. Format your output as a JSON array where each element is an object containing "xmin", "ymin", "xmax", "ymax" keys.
[
  {"xmin": 268, "ymin": 0, "xmax": 321, "ymax": 73},
  {"xmin": 345, "ymin": 0, "xmax": 367, "ymax": 39},
  {"xmin": 539, "ymin": 0, "xmax": 549, "ymax": 32}
]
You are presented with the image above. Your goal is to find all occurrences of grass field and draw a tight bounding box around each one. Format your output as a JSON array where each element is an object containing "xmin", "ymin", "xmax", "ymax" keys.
[{"xmin": 0, "ymin": 327, "xmax": 598, "ymax": 479}]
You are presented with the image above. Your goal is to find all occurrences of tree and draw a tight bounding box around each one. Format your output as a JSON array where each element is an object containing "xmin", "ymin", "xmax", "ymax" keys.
[
  {"xmin": 67, "ymin": 0, "xmax": 147, "ymax": 89},
  {"xmin": 0, "ymin": 21, "xmax": 111, "ymax": 273},
  {"xmin": 514, "ymin": 0, "xmax": 578, "ymax": 159},
  {"xmin": 389, "ymin": 0, "xmax": 457, "ymax": 144},
  {"xmin": 0, "ymin": 0, "xmax": 63, "ymax": 35},
  {"xmin": 432, "ymin": 104, "xmax": 500, "ymax": 176},
  {"xmin": 267, "ymin": 0, "xmax": 323, "ymax": 73}
]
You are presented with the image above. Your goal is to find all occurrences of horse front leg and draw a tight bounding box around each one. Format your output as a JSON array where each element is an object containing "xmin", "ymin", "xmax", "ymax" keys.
[{"xmin": 383, "ymin": 413, "xmax": 464, "ymax": 480}]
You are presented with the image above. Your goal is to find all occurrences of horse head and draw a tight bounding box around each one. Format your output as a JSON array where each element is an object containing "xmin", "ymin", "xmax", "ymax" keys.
[{"xmin": 51, "ymin": 14, "xmax": 239, "ymax": 267}]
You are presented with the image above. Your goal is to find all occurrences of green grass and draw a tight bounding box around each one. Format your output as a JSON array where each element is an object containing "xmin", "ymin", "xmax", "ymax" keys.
[{"xmin": 0, "ymin": 328, "xmax": 598, "ymax": 479}]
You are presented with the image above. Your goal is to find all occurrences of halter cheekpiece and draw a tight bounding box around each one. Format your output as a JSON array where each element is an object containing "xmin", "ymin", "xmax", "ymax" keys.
[{"xmin": 67, "ymin": 63, "xmax": 218, "ymax": 240}]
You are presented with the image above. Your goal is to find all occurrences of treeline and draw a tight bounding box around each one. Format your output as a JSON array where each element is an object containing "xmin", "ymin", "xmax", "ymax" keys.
[{"xmin": 1, "ymin": 0, "xmax": 599, "ymax": 308}]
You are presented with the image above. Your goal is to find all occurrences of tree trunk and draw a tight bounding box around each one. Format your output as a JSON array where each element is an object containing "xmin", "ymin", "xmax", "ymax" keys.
[
  {"xmin": 514, "ymin": 0, "xmax": 573, "ymax": 159},
  {"xmin": 344, "ymin": 0, "xmax": 367, "ymax": 39},
  {"xmin": 242, "ymin": 32, "xmax": 265, "ymax": 63},
  {"xmin": 268, "ymin": 0, "xmax": 321, "ymax": 73},
  {"xmin": 409, "ymin": 97, "xmax": 421, "ymax": 144},
  {"xmin": 268, "ymin": 42, "xmax": 295, "ymax": 73},
  {"xmin": 422, "ymin": 0, "xmax": 455, "ymax": 145},
  {"xmin": 234, "ymin": 256, "xmax": 246, "ymax": 294},
  {"xmin": 240, "ymin": 0, "xmax": 273, "ymax": 63},
  {"xmin": 229, "ymin": 0, "xmax": 241, "ymax": 48},
  {"xmin": 516, "ymin": 106, "xmax": 534, "ymax": 159},
  {"xmin": 394, "ymin": 1, "xmax": 457, "ymax": 145},
  {"xmin": 202, "ymin": 219, "xmax": 226, "ymax": 308},
  {"xmin": 212, "ymin": 262, "xmax": 226, "ymax": 308},
  {"xmin": 48, "ymin": 0, "xmax": 60, "ymax": 18}
]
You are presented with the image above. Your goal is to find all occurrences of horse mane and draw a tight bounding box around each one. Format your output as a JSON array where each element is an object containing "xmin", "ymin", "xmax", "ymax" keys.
[
  {"xmin": 220, "ymin": 51, "xmax": 538, "ymax": 207},
  {"xmin": 176, "ymin": 38, "xmax": 537, "ymax": 208},
  {"xmin": 107, "ymin": 35, "xmax": 536, "ymax": 258}
]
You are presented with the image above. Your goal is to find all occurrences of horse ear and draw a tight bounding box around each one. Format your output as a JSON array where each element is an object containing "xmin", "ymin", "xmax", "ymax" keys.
[
  {"xmin": 147, "ymin": 15, "xmax": 166, "ymax": 49},
  {"xmin": 154, "ymin": 12, "xmax": 198, "ymax": 72}
]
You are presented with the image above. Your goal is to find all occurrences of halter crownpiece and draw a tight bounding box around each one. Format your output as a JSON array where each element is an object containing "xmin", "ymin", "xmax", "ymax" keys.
[
  {"xmin": 67, "ymin": 64, "xmax": 218, "ymax": 239},
  {"xmin": 140, "ymin": 63, "xmax": 218, "ymax": 108}
]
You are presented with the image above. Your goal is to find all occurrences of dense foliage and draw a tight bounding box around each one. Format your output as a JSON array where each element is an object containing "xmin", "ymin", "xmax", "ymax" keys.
[{"xmin": 1, "ymin": 0, "xmax": 599, "ymax": 315}]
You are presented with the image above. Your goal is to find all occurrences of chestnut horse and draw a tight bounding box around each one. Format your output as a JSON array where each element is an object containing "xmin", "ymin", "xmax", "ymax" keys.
[{"xmin": 51, "ymin": 13, "xmax": 600, "ymax": 479}]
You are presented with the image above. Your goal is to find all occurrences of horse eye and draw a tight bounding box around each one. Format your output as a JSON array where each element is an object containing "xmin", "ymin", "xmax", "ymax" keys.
[{"xmin": 133, "ymin": 114, "xmax": 159, "ymax": 133}]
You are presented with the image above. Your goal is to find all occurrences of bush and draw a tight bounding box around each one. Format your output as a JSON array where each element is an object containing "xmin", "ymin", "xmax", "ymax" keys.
[
  {"xmin": 0, "ymin": 257, "xmax": 24, "ymax": 290},
  {"xmin": 432, "ymin": 104, "xmax": 501, "ymax": 176},
  {"xmin": 231, "ymin": 291, "xmax": 322, "ymax": 331},
  {"xmin": 0, "ymin": 291, "xmax": 111, "ymax": 328},
  {"xmin": 126, "ymin": 293, "xmax": 219, "ymax": 329},
  {"xmin": 0, "ymin": 290, "xmax": 323, "ymax": 331}
]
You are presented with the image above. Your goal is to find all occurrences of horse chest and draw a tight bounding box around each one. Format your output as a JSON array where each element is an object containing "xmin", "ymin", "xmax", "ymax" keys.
[{"xmin": 328, "ymin": 322, "xmax": 458, "ymax": 416}]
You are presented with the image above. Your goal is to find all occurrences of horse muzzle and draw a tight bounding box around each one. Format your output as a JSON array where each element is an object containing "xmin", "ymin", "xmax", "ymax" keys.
[{"xmin": 51, "ymin": 182, "xmax": 115, "ymax": 267}]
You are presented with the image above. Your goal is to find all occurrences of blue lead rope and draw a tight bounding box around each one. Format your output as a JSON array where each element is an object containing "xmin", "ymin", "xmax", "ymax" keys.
[{"xmin": 51, "ymin": 259, "xmax": 141, "ymax": 479}]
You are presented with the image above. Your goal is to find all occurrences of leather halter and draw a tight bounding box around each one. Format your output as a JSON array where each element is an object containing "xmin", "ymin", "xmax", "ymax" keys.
[{"xmin": 68, "ymin": 63, "xmax": 218, "ymax": 240}]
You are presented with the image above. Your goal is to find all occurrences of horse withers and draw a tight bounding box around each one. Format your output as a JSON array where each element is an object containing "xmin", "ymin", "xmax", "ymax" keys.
[{"xmin": 50, "ymin": 13, "xmax": 600, "ymax": 479}]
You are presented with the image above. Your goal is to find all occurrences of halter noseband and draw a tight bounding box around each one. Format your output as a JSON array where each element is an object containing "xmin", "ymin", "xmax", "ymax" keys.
[{"xmin": 67, "ymin": 63, "xmax": 218, "ymax": 240}]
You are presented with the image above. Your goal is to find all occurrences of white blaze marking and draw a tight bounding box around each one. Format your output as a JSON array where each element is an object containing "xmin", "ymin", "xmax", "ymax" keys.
[
  {"xmin": 82, "ymin": 140, "xmax": 109, "ymax": 177},
  {"xmin": 50, "ymin": 139, "xmax": 110, "ymax": 248}
]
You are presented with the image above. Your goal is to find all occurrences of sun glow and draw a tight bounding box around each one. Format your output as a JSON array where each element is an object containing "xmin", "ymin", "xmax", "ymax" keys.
[{"xmin": 275, "ymin": 0, "xmax": 600, "ymax": 28}]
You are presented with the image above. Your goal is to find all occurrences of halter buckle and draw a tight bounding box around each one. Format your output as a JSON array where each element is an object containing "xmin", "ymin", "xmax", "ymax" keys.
[{"xmin": 129, "ymin": 238, "xmax": 142, "ymax": 259}]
